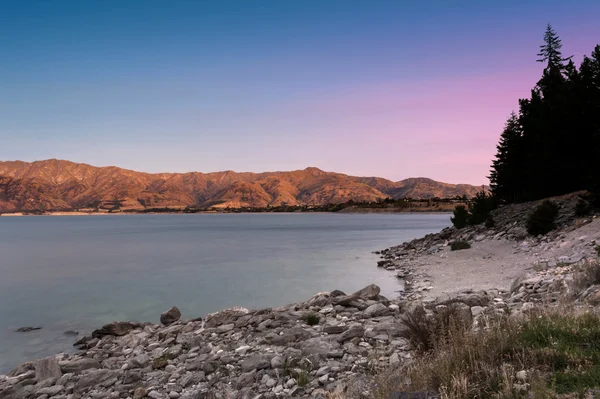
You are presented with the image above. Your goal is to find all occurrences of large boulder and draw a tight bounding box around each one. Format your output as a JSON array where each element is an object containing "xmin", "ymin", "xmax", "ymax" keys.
[
  {"xmin": 160, "ymin": 306, "xmax": 182, "ymax": 325},
  {"xmin": 352, "ymin": 284, "xmax": 381, "ymax": 300},
  {"xmin": 92, "ymin": 321, "xmax": 143, "ymax": 338}
]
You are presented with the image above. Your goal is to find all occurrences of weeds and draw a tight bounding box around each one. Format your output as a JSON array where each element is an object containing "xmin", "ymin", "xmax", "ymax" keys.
[
  {"xmin": 378, "ymin": 307, "xmax": 600, "ymax": 398},
  {"xmin": 305, "ymin": 313, "xmax": 321, "ymax": 326}
]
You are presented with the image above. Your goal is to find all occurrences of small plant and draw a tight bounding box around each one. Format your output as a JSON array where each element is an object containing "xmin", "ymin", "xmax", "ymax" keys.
[
  {"xmin": 152, "ymin": 353, "xmax": 174, "ymax": 369},
  {"xmin": 305, "ymin": 313, "xmax": 320, "ymax": 326},
  {"xmin": 485, "ymin": 215, "xmax": 495, "ymax": 228},
  {"xmin": 451, "ymin": 240, "xmax": 471, "ymax": 251},
  {"xmin": 451, "ymin": 205, "xmax": 469, "ymax": 229},
  {"xmin": 527, "ymin": 200, "xmax": 559, "ymax": 236},
  {"xmin": 297, "ymin": 370, "xmax": 309, "ymax": 387}
]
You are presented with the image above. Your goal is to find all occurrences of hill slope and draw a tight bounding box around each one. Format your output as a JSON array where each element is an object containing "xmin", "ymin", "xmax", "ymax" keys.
[{"xmin": 0, "ymin": 159, "xmax": 484, "ymax": 212}]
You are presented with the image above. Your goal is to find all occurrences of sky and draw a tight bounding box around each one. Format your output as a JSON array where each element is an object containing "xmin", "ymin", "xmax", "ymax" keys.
[{"xmin": 0, "ymin": 1, "xmax": 599, "ymax": 184}]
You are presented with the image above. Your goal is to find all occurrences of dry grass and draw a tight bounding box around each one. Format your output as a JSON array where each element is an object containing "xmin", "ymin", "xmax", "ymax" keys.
[{"xmin": 371, "ymin": 306, "xmax": 600, "ymax": 399}]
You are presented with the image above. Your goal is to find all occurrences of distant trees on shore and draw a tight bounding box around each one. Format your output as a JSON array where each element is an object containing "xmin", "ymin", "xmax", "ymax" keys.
[{"xmin": 489, "ymin": 25, "xmax": 600, "ymax": 203}]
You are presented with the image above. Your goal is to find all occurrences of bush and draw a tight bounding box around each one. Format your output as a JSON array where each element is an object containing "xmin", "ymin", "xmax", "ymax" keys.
[
  {"xmin": 468, "ymin": 191, "xmax": 496, "ymax": 225},
  {"xmin": 575, "ymin": 197, "xmax": 591, "ymax": 216},
  {"xmin": 451, "ymin": 240, "xmax": 471, "ymax": 251},
  {"xmin": 526, "ymin": 200, "xmax": 559, "ymax": 236},
  {"xmin": 305, "ymin": 313, "xmax": 320, "ymax": 326},
  {"xmin": 451, "ymin": 205, "xmax": 469, "ymax": 229},
  {"xmin": 484, "ymin": 215, "xmax": 495, "ymax": 228}
]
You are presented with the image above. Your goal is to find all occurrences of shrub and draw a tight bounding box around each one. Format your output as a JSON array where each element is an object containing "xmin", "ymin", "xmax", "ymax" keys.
[
  {"xmin": 305, "ymin": 313, "xmax": 320, "ymax": 326},
  {"xmin": 484, "ymin": 215, "xmax": 495, "ymax": 228},
  {"xmin": 451, "ymin": 240, "xmax": 471, "ymax": 251},
  {"xmin": 575, "ymin": 197, "xmax": 591, "ymax": 216},
  {"xmin": 399, "ymin": 304, "xmax": 472, "ymax": 353},
  {"xmin": 468, "ymin": 191, "xmax": 496, "ymax": 225},
  {"xmin": 451, "ymin": 205, "xmax": 469, "ymax": 229},
  {"xmin": 526, "ymin": 200, "xmax": 559, "ymax": 236}
]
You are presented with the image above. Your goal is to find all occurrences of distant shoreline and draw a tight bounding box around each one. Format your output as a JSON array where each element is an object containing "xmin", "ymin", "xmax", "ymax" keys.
[{"xmin": 0, "ymin": 207, "xmax": 455, "ymax": 216}]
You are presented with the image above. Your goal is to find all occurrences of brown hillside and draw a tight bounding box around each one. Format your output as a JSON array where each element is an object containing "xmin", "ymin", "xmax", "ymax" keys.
[{"xmin": 0, "ymin": 159, "xmax": 484, "ymax": 212}]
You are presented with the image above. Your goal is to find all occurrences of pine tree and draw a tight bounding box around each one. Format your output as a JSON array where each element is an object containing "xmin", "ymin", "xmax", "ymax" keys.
[
  {"xmin": 489, "ymin": 112, "xmax": 523, "ymax": 202},
  {"xmin": 537, "ymin": 24, "xmax": 571, "ymax": 70}
]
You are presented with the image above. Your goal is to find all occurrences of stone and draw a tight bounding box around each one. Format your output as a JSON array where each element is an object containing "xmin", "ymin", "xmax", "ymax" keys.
[
  {"xmin": 516, "ymin": 370, "xmax": 528, "ymax": 382},
  {"xmin": 323, "ymin": 323, "xmax": 347, "ymax": 334},
  {"xmin": 318, "ymin": 374, "xmax": 329, "ymax": 385},
  {"xmin": 270, "ymin": 355, "xmax": 285, "ymax": 369},
  {"xmin": 60, "ymin": 358, "xmax": 101, "ymax": 374},
  {"xmin": 352, "ymin": 284, "xmax": 381, "ymax": 300},
  {"xmin": 273, "ymin": 384, "xmax": 284, "ymax": 394},
  {"xmin": 362, "ymin": 303, "xmax": 389, "ymax": 318},
  {"xmin": 389, "ymin": 353, "xmax": 400, "ymax": 365},
  {"xmin": 265, "ymin": 378, "xmax": 276, "ymax": 388},
  {"xmin": 92, "ymin": 321, "xmax": 142, "ymax": 338},
  {"xmin": 34, "ymin": 357, "xmax": 62, "ymax": 382},
  {"xmin": 36, "ymin": 385, "xmax": 64, "ymax": 396},
  {"xmin": 16, "ymin": 326, "xmax": 42, "ymax": 332},
  {"xmin": 337, "ymin": 326, "xmax": 365, "ymax": 343},
  {"xmin": 241, "ymin": 355, "xmax": 271, "ymax": 372},
  {"xmin": 130, "ymin": 353, "xmax": 151, "ymax": 368},
  {"xmin": 160, "ymin": 306, "xmax": 182, "ymax": 325},
  {"xmin": 74, "ymin": 369, "xmax": 119, "ymax": 392}
]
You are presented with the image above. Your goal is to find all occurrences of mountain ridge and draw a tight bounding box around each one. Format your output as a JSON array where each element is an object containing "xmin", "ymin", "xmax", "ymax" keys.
[{"xmin": 0, "ymin": 159, "xmax": 485, "ymax": 212}]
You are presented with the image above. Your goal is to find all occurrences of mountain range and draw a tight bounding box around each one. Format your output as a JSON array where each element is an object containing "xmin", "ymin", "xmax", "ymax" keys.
[{"xmin": 0, "ymin": 159, "xmax": 484, "ymax": 212}]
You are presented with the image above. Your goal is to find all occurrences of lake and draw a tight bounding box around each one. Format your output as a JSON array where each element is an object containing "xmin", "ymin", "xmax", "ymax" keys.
[{"xmin": 0, "ymin": 213, "xmax": 450, "ymax": 373}]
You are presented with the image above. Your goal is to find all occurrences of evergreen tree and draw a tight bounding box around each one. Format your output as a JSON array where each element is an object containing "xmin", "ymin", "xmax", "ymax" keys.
[
  {"xmin": 489, "ymin": 112, "xmax": 523, "ymax": 202},
  {"xmin": 537, "ymin": 24, "xmax": 571, "ymax": 70}
]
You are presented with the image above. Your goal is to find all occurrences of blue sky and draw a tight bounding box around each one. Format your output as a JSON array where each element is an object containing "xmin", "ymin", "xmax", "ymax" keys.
[{"xmin": 1, "ymin": 1, "xmax": 599, "ymax": 184}]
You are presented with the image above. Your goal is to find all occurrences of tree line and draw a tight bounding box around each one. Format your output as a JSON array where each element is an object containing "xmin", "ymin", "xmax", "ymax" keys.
[{"xmin": 489, "ymin": 24, "xmax": 600, "ymax": 203}]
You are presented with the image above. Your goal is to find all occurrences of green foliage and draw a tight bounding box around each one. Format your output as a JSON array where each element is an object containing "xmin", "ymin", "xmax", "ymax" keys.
[
  {"xmin": 526, "ymin": 200, "xmax": 559, "ymax": 236},
  {"xmin": 305, "ymin": 313, "xmax": 320, "ymax": 326},
  {"xmin": 297, "ymin": 370, "xmax": 309, "ymax": 387},
  {"xmin": 467, "ymin": 191, "xmax": 496, "ymax": 225},
  {"xmin": 451, "ymin": 240, "xmax": 471, "ymax": 251},
  {"xmin": 451, "ymin": 205, "xmax": 469, "ymax": 229}
]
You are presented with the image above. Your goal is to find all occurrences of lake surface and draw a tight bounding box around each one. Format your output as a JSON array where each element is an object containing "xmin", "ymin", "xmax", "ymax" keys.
[{"xmin": 0, "ymin": 213, "xmax": 450, "ymax": 373}]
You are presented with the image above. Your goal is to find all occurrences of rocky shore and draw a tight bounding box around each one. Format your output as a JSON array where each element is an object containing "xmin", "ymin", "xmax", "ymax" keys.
[{"xmin": 3, "ymin": 192, "xmax": 600, "ymax": 399}]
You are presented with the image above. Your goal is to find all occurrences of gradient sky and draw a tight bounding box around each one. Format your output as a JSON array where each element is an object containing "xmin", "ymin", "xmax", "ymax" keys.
[{"xmin": 1, "ymin": 1, "xmax": 599, "ymax": 184}]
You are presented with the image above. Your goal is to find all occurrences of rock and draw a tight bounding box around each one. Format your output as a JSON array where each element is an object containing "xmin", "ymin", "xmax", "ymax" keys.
[
  {"xmin": 34, "ymin": 357, "xmax": 62, "ymax": 382},
  {"xmin": 363, "ymin": 303, "xmax": 389, "ymax": 318},
  {"xmin": 516, "ymin": 370, "xmax": 528, "ymax": 382},
  {"xmin": 318, "ymin": 374, "xmax": 329, "ymax": 385},
  {"xmin": 160, "ymin": 306, "xmax": 182, "ymax": 325},
  {"xmin": 270, "ymin": 355, "xmax": 285, "ymax": 369},
  {"xmin": 130, "ymin": 354, "xmax": 151, "ymax": 368},
  {"xmin": 74, "ymin": 369, "xmax": 119, "ymax": 392},
  {"xmin": 323, "ymin": 323, "xmax": 347, "ymax": 334},
  {"xmin": 60, "ymin": 358, "xmax": 101, "ymax": 373},
  {"xmin": 134, "ymin": 387, "xmax": 149, "ymax": 399},
  {"xmin": 352, "ymin": 284, "xmax": 381, "ymax": 300},
  {"xmin": 92, "ymin": 321, "xmax": 142, "ymax": 338},
  {"xmin": 265, "ymin": 378, "xmax": 276, "ymax": 388},
  {"xmin": 389, "ymin": 353, "xmax": 400, "ymax": 365},
  {"xmin": 16, "ymin": 326, "xmax": 42, "ymax": 332},
  {"xmin": 337, "ymin": 326, "xmax": 365, "ymax": 343},
  {"xmin": 36, "ymin": 385, "xmax": 64, "ymax": 396},
  {"xmin": 330, "ymin": 289, "xmax": 346, "ymax": 297},
  {"xmin": 241, "ymin": 355, "xmax": 271, "ymax": 372}
]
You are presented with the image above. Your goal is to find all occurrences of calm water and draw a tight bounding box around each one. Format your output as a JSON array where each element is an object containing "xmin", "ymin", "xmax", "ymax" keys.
[{"xmin": 0, "ymin": 213, "xmax": 450, "ymax": 373}]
